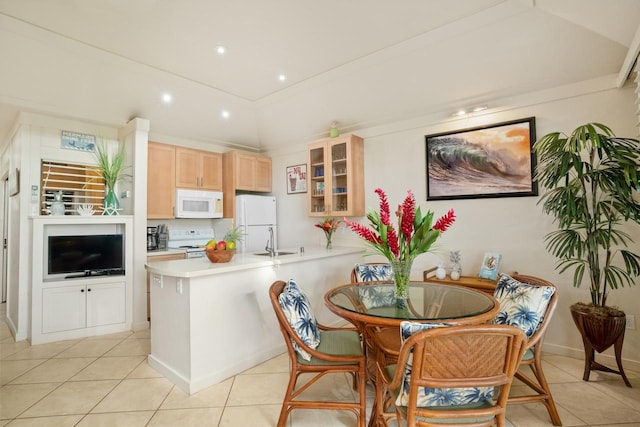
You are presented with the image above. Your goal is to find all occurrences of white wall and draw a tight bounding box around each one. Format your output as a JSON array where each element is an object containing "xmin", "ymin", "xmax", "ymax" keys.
[{"xmin": 270, "ymin": 82, "xmax": 640, "ymax": 370}]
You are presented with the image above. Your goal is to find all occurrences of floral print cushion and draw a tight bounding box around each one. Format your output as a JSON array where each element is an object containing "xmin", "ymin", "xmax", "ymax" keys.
[
  {"xmin": 278, "ymin": 279, "xmax": 320, "ymax": 361},
  {"xmin": 353, "ymin": 263, "xmax": 393, "ymax": 282},
  {"xmin": 395, "ymin": 321, "xmax": 495, "ymax": 408},
  {"xmin": 354, "ymin": 264, "xmax": 396, "ymax": 309},
  {"xmin": 492, "ymin": 274, "xmax": 555, "ymax": 338}
]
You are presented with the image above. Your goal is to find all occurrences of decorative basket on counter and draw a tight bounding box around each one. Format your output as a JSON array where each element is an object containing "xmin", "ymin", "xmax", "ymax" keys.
[{"xmin": 206, "ymin": 249, "xmax": 235, "ymax": 263}]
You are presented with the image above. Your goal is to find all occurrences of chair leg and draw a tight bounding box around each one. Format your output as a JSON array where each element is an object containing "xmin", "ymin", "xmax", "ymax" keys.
[
  {"xmin": 530, "ymin": 357, "xmax": 562, "ymax": 426},
  {"xmin": 358, "ymin": 367, "xmax": 367, "ymax": 427},
  {"xmin": 277, "ymin": 371, "xmax": 299, "ymax": 427}
]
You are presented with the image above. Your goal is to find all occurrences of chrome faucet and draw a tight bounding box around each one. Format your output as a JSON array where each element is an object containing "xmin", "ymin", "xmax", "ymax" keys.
[{"xmin": 265, "ymin": 226, "xmax": 275, "ymax": 257}]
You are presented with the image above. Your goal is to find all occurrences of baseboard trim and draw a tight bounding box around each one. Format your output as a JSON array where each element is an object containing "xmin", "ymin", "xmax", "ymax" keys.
[{"xmin": 543, "ymin": 342, "xmax": 640, "ymax": 372}]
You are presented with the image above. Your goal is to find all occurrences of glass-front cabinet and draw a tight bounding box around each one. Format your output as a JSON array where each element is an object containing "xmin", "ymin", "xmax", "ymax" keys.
[{"xmin": 307, "ymin": 134, "xmax": 364, "ymax": 217}]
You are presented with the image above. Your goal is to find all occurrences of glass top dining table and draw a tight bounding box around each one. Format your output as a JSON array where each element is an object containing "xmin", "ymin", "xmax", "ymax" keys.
[
  {"xmin": 326, "ymin": 281, "xmax": 500, "ymax": 427},
  {"xmin": 324, "ymin": 281, "xmax": 499, "ymax": 328}
]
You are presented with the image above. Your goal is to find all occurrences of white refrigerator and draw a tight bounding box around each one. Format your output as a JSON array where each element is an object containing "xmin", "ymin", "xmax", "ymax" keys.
[{"xmin": 235, "ymin": 195, "xmax": 277, "ymax": 253}]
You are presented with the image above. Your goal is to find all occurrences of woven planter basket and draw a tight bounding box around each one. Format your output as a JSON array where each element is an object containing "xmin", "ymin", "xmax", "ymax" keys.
[{"xmin": 206, "ymin": 249, "xmax": 235, "ymax": 263}]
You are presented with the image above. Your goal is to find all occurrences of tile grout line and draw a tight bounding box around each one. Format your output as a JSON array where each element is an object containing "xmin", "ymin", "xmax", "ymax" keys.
[
  {"xmin": 0, "ymin": 332, "xmax": 144, "ymax": 423},
  {"xmin": 81, "ymin": 356, "xmax": 149, "ymax": 420},
  {"xmin": 216, "ymin": 375, "xmax": 237, "ymax": 427}
]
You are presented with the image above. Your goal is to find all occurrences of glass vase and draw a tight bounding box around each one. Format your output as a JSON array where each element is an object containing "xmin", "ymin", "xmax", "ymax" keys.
[
  {"xmin": 390, "ymin": 258, "xmax": 413, "ymax": 300},
  {"xmin": 324, "ymin": 231, "xmax": 332, "ymax": 249},
  {"xmin": 103, "ymin": 187, "xmax": 120, "ymax": 215}
]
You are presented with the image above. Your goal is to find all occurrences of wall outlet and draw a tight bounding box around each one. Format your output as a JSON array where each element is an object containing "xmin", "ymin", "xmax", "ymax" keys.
[{"xmin": 626, "ymin": 315, "xmax": 636, "ymax": 330}]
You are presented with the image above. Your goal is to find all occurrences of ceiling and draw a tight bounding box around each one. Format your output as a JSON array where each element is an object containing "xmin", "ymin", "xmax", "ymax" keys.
[{"xmin": 0, "ymin": 0, "xmax": 639, "ymax": 151}]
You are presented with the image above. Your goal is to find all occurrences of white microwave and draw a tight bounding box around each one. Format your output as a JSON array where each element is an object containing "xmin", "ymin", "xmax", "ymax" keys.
[{"xmin": 175, "ymin": 189, "xmax": 223, "ymax": 218}]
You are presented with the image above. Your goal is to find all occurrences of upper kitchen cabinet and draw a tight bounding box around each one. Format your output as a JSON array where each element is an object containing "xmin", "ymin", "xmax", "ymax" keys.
[
  {"xmin": 147, "ymin": 142, "xmax": 176, "ymax": 219},
  {"xmin": 222, "ymin": 151, "xmax": 272, "ymax": 218},
  {"xmin": 176, "ymin": 147, "xmax": 223, "ymax": 191},
  {"xmin": 308, "ymin": 134, "xmax": 364, "ymax": 217}
]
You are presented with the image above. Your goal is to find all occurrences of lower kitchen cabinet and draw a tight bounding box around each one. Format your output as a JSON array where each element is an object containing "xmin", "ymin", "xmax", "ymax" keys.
[{"xmin": 41, "ymin": 281, "xmax": 125, "ymax": 334}]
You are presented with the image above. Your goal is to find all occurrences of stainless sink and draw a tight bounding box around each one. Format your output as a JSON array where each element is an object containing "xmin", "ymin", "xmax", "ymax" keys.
[{"xmin": 254, "ymin": 251, "xmax": 297, "ymax": 256}]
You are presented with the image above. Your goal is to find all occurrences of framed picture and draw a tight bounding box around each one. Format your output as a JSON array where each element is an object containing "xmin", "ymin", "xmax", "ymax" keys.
[
  {"xmin": 479, "ymin": 252, "xmax": 502, "ymax": 280},
  {"xmin": 60, "ymin": 130, "xmax": 96, "ymax": 152},
  {"xmin": 425, "ymin": 117, "xmax": 537, "ymax": 200},
  {"xmin": 286, "ymin": 164, "xmax": 307, "ymax": 194},
  {"xmin": 8, "ymin": 168, "xmax": 19, "ymax": 196}
]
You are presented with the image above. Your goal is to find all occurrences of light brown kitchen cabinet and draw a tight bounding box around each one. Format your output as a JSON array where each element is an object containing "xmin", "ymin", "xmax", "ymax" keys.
[
  {"xmin": 146, "ymin": 252, "xmax": 185, "ymax": 320},
  {"xmin": 222, "ymin": 150, "xmax": 272, "ymax": 217},
  {"xmin": 176, "ymin": 147, "xmax": 223, "ymax": 191},
  {"xmin": 308, "ymin": 134, "xmax": 364, "ymax": 217},
  {"xmin": 147, "ymin": 142, "xmax": 176, "ymax": 219}
]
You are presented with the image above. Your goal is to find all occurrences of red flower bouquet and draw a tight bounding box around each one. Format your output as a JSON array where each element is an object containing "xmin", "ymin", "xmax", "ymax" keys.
[
  {"xmin": 344, "ymin": 188, "xmax": 455, "ymax": 298},
  {"xmin": 315, "ymin": 217, "xmax": 340, "ymax": 249}
]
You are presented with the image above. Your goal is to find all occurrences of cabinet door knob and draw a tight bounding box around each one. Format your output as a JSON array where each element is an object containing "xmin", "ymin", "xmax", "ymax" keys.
[
  {"xmin": 87, "ymin": 288, "xmax": 92, "ymax": 292},
  {"xmin": 81, "ymin": 289, "xmax": 84, "ymax": 292}
]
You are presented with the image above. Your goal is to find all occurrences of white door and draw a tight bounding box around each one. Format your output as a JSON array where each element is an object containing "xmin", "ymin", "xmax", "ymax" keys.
[{"xmin": 42, "ymin": 285, "xmax": 86, "ymax": 333}]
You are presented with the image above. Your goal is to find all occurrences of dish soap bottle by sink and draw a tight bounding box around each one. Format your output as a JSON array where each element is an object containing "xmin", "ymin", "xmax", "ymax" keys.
[{"xmin": 51, "ymin": 191, "xmax": 65, "ymax": 216}]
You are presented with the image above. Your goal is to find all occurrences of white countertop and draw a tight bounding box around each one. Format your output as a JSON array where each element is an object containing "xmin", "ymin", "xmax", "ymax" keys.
[{"xmin": 144, "ymin": 246, "xmax": 364, "ymax": 278}]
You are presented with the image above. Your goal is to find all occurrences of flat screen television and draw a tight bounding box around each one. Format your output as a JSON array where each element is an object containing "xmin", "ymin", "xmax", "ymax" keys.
[{"xmin": 48, "ymin": 234, "xmax": 125, "ymax": 278}]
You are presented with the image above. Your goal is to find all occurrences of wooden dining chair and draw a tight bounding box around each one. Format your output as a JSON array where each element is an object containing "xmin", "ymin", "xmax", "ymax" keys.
[
  {"xmin": 493, "ymin": 273, "xmax": 562, "ymax": 426},
  {"xmin": 376, "ymin": 323, "xmax": 527, "ymax": 427},
  {"xmin": 269, "ymin": 280, "xmax": 367, "ymax": 427}
]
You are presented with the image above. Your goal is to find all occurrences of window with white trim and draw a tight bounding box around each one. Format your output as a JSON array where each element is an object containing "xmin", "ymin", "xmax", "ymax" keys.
[{"xmin": 40, "ymin": 161, "xmax": 105, "ymax": 215}]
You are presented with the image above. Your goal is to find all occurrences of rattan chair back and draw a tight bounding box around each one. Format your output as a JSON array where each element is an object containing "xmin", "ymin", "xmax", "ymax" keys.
[{"xmin": 384, "ymin": 324, "xmax": 527, "ymax": 426}]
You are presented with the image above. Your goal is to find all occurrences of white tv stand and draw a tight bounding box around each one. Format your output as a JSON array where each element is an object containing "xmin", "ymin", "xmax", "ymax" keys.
[{"xmin": 31, "ymin": 216, "xmax": 133, "ymax": 344}]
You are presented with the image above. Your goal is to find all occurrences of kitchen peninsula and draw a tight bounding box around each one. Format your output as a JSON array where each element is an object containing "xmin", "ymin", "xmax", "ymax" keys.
[{"xmin": 145, "ymin": 246, "xmax": 365, "ymax": 394}]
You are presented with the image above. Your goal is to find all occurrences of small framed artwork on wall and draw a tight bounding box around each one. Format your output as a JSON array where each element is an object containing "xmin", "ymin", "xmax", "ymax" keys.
[
  {"xmin": 286, "ymin": 164, "xmax": 307, "ymax": 194},
  {"xmin": 60, "ymin": 130, "xmax": 96, "ymax": 152},
  {"xmin": 8, "ymin": 168, "xmax": 19, "ymax": 196}
]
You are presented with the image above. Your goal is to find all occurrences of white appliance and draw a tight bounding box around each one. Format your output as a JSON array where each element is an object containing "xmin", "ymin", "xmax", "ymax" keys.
[
  {"xmin": 175, "ymin": 189, "xmax": 223, "ymax": 218},
  {"xmin": 167, "ymin": 227, "xmax": 215, "ymax": 258},
  {"xmin": 235, "ymin": 195, "xmax": 277, "ymax": 253}
]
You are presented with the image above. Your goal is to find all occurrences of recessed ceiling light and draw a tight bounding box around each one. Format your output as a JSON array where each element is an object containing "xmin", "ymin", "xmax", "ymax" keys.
[
  {"xmin": 472, "ymin": 105, "xmax": 488, "ymax": 112},
  {"xmin": 221, "ymin": 110, "xmax": 230, "ymax": 119},
  {"xmin": 452, "ymin": 109, "xmax": 466, "ymax": 117},
  {"xmin": 278, "ymin": 74, "xmax": 287, "ymax": 82},
  {"xmin": 216, "ymin": 45, "xmax": 226, "ymax": 55},
  {"xmin": 162, "ymin": 93, "xmax": 172, "ymax": 104}
]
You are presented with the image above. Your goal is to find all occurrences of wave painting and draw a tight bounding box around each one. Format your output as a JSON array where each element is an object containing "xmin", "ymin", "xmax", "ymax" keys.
[{"xmin": 426, "ymin": 121, "xmax": 535, "ymax": 198}]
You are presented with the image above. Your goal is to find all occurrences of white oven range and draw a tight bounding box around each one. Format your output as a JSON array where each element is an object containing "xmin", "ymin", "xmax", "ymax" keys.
[{"xmin": 167, "ymin": 228, "xmax": 214, "ymax": 259}]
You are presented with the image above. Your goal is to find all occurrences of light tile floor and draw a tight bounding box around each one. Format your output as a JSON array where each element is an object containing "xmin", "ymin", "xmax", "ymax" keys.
[{"xmin": 1, "ymin": 303, "xmax": 639, "ymax": 426}]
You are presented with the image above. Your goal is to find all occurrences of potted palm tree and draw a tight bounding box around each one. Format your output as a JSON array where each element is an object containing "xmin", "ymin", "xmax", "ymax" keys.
[{"xmin": 533, "ymin": 122, "xmax": 640, "ymax": 387}]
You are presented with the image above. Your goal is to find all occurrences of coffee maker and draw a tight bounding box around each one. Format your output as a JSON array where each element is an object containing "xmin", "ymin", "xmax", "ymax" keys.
[
  {"xmin": 156, "ymin": 224, "xmax": 168, "ymax": 250},
  {"xmin": 147, "ymin": 226, "xmax": 158, "ymax": 250}
]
